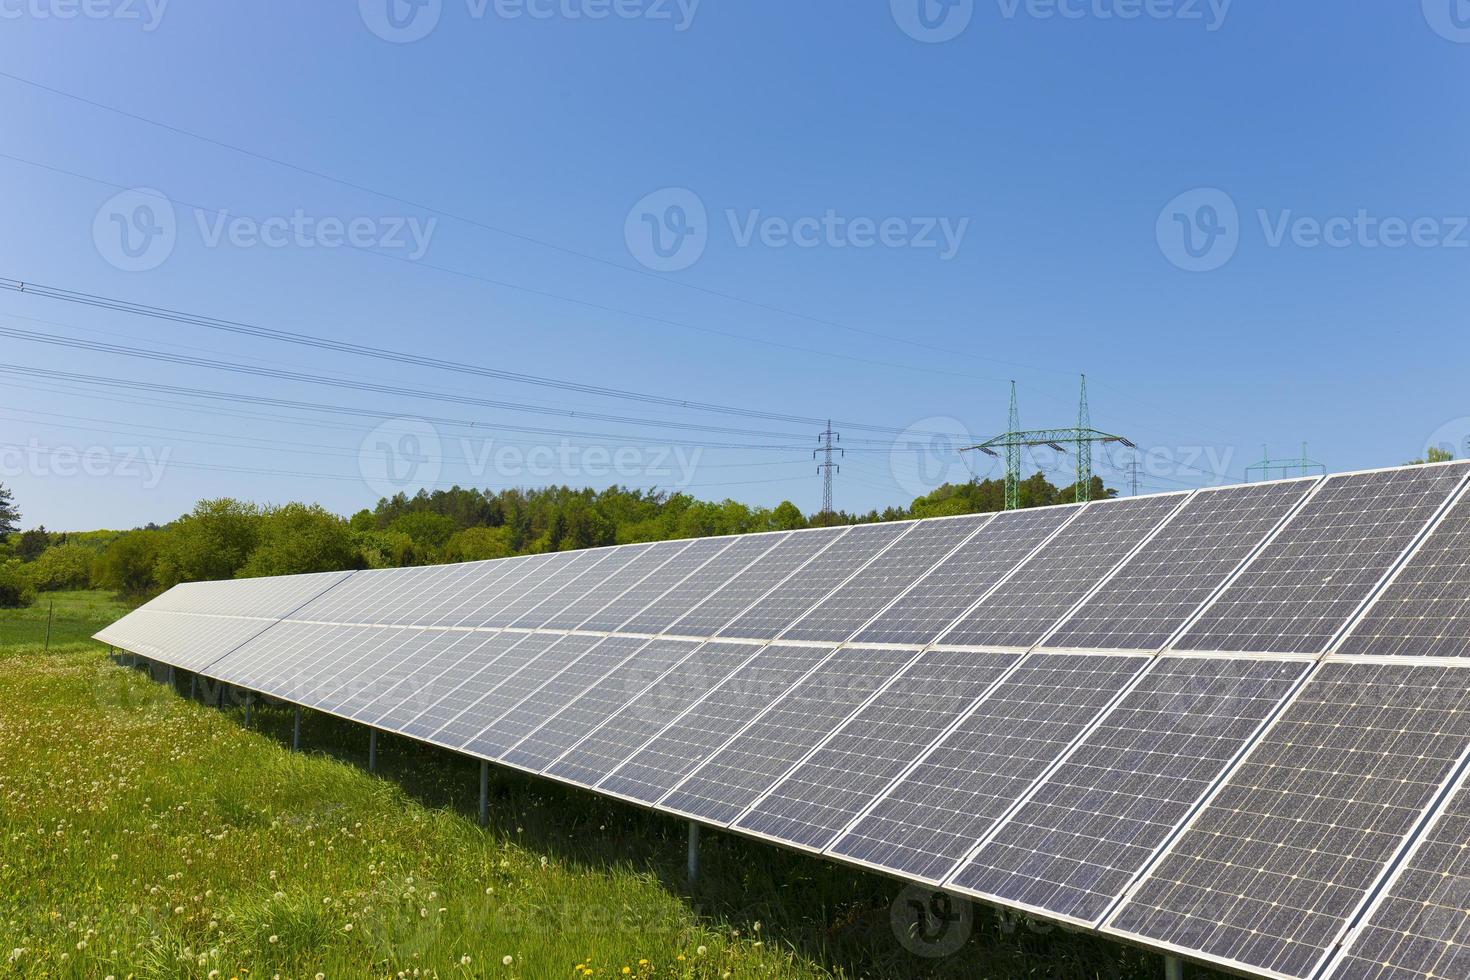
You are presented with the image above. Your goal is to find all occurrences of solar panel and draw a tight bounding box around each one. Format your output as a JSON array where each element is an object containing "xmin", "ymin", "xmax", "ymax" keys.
[
  {"xmin": 618, "ymin": 534, "xmax": 785, "ymax": 635},
  {"xmin": 939, "ymin": 495, "xmax": 1189, "ymax": 650},
  {"xmin": 95, "ymin": 609, "xmax": 280, "ymax": 673},
  {"xmin": 581, "ymin": 538, "xmax": 734, "ymax": 633},
  {"xmin": 828, "ymin": 653, "xmax": 1148, "ymax": 883},
  {"xmin": 145, "ymin": 569, "xmax": 354, "ymax": 618},
  {"xmin": 664, "ymin": 527, "xmax": 848, "ymax": 638},
  {"xmin": 948, "ymin": 657, "xmax": 1311, "ymax": 926},
  {"xmin": 734, "ymin": 648, "xmax": 1018, "ymax": 851},
  {"xmin": 777, "ymin": 515, "xmax": 992, "ymax": 644},
  {"xmin": 459, "ymin": 635, "xmax": 652, "ymax": 758},
  {"xmin": 280, "ymin": 554, "xmax": 542, "ymax": 627},
  {"xmin": 429, "ymin": 633, "xmax": 604, "ymax": 747},
  {"xmin": 658, "ymin": 646, "xmax": 922, "ymax": 824},
  {"xmin": 717, "ymin": 523, "xmax": 912, "ymax": 640},
  {"xmin": 533, "ymin": 543, "xmax": 680, "ymax": 630},
  {"xmin": 502, "ymin": 638, "xmax": 699, "ymax": 773},
  {"xmin": 1336, "ymin": 482, "xmax": 1470, "ymax": 658},
  {"xmin": 1106, "ymin": 661, "xmax": 1470, "ymax": 980},
  {"xmin": 850, "ymin": 506, "xmax": 1080, "ymax": 646},
  {"xmin": 472, "ymin": 550, "xmax": 616, "ymax": 629},
  {"xmin": 1174, "ymin": 463, "xmax": 1470, "ymax": 655},
  {"xmin": 336, "ymin": 629, "xmax": 494, "ymax": 722},
  {"xmin": 1328, "ymin": 762, "xmax": 1470, "ymax": 980},
  {"xmin": 596, "ymin": 644, "xmax": 836, "ymax": 805},
  {"xmin": 392, "ymin": 631, "xmax": 561, "ymax": 740},
  {"xmin": 1042, "ymin": 480, "xmax": 1318, "ymax": 652},
  {"xmin": 362, "ymin": 630, "xmax": 522, "ymax": 731},
  {"xmin": 546, "ymin": 640, "xmax": 763, "ymax": 788},
  {"xmin": 503, "ymin": 545, "xmax": 649, "ymax": 629}
]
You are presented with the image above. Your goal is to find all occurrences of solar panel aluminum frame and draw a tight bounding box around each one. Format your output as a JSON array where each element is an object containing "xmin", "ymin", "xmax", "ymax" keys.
[
  {"xmin": 1320, "ymin": 751, "xmax": 1470, "ymax": 980},
  {"xmin": 1325, "ymin": 477, "xmax": 1470, "ymax": 663},
  {"xmin": 938, "ymin": 654, "xmax": 1322, "ymax": 931},
  {"xmin": 1099, "ymin": 662, "xmax": 1470, "ymax": 980},
  {"xmin": 1166, "ymin": 460, "xmax": 1470, "ymax": 659},
  {"xmin": 816, "ymin": 650, "xmax": 1154, "ymax": 886},
  {"xmin": 1038, "ymin": 476, "xmax": 1324, "ymax": 657}
]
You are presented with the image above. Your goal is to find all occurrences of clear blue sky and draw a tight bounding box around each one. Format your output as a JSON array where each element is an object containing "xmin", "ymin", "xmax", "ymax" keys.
[{"xmin": 2, "ymin": 2, "xmax": 1467, "ymax": 530}]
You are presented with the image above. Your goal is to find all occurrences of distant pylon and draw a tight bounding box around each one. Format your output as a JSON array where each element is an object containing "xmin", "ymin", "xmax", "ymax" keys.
[
  {"xmin": 1076, "ymin": 374, "xmax": 1092, "ymax": 504},
  {"xmin": 1127, "ymin": 452, "xmax": 1142, "ymax": 497},
  {"xmin": 1005, "ymin": 382, "xmax": 1021, "ymax": 511},
  {"xmin": 816, "ymin": 420, "xmax": 842, "ymax": 516}
]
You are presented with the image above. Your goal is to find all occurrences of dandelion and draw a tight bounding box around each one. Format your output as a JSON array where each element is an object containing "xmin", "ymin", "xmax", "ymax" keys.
[
  {"xmin": 268, "ymin": 936, "xmax": 278, "ymax": 945},
  {"xmin": 316, "ymin": 974, "xmax": 325, "ymax": 980},
  {"xmin": 621, "ymin": 968, "xmax": 630, "ymax": 975},
  {"xmin": 696, "ymin": 946, "xmax": 708, "ymax": 956},
  {"xmin": 460, "ymin": 955, "xmax": 472, "ymax": 965},
  {"xmin": 502, "ymin": 955, "xmax": 513, "ymax": 965}
]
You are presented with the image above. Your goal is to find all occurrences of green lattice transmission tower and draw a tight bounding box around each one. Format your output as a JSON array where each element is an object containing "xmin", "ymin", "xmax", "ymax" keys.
[{"xmin": 963, "ymin": 376, "xmax": 1136, "ymax": 510}]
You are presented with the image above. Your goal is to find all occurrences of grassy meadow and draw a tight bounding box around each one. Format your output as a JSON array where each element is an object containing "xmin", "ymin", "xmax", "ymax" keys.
[{"xmin": 0, "ymin": 595, "xmax": 1217, "ymax": 979}]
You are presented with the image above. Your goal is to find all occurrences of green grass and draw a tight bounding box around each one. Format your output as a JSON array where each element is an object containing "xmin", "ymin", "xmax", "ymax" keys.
[
  {"xmin": 0, "ymin": 589, "xmax": 135, "ymax": 651},
  {"xmin": 0, "ymin": 623, "xmax": 1224, "ymax": 979}
]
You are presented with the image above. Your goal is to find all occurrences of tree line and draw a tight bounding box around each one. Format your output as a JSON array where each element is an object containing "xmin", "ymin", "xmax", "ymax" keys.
[{"xmin": 0, "ymin": 474, "xmax": 1111, "ymax": 607}]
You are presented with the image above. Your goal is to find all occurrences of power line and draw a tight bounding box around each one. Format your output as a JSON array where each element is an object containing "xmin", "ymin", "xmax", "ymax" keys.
[
  {"xmin": 0, "ymin": 277, "xmax": 956, "ymax": 441},
  {"xmin": 0, "ymin": 69, "xmax": 1072, "ymax": 379}
]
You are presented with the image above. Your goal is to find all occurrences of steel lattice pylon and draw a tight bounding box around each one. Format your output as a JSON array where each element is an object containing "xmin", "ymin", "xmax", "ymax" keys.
[{"xmin": 963, "ymin": 377, "xmax": 1135, "ymax": 510}]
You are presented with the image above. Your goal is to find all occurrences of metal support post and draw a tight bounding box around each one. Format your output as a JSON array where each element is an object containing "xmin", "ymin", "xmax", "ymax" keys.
[
  {"xmin": 293, "ymin": 706, "xmax": 302, "ymax": 751},
  {"xmin": 687, "ymin": 822, "xmax": 700, "ymax": 885},
  {"xmin": 1165, "ymin": 956, "xmax": 1183, "ymax": 980},
  {"xmin": 369, "ymin": 729, "xmax": 378, "ymax": 772},
  {"xmin": 479, "ymin": 761, "xmax": 489, "ymax": 827}
]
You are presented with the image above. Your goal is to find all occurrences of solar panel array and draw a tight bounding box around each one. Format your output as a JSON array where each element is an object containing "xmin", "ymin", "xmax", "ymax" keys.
[{"xmin": 95, "ymin": 461, "xmax": 1470, "ymax": 980}]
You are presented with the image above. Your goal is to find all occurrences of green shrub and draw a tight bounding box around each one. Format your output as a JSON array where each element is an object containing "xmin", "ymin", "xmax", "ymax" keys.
[{"xmin": 0, "ymin": 559, "xmax": 36, "ymax": 608}]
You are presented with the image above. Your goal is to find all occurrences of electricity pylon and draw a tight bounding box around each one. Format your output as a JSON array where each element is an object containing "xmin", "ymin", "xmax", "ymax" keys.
[
  {"xmin": 1245, "ymin": 443, "xmax": 1325, "ymax": 481},
  {"xmin": 962, "ymin": 376, "xmax": 1135, "ymax": 510},
  {"xmin": 816, "ymin": 421, "xmax": 842, "ymax": 516}
]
